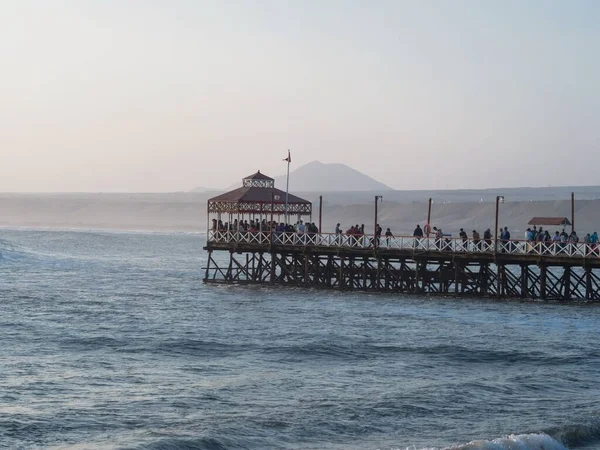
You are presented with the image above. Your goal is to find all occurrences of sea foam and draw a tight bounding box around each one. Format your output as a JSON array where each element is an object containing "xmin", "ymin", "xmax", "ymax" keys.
[{"xmin": 408, "ymin": 433, "xmax": 567, "ymax": 450}]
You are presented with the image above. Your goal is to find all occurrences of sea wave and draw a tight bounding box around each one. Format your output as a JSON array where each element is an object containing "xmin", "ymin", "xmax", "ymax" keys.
[
  {"xmin": 128, "ymin": 437, "xmax": 231, "ymax": 450},
  {"xmin": 0, "ymin": 237, "xmax": 60, "ymax": 263},
  {"xmin": 436, "ymin": 433, "xmax": 567, "ymax": 450},
  {"xmin": 0, "ymin": 238, "xmax": 41, "ymax": 265},
  {"xmin": 545, "ymin": 419, "xmax": 600, "ymax": 448},
  {"xmin": 125, "ymin": 427, "xmax": 600, "ymax": 450},
  {"xmin": 426, "ymin": 420, "xmax": 600, "ymax": 450},
  {"xmin": 260, "ymin": 341, "xmax": 586, "ymax": 366}
]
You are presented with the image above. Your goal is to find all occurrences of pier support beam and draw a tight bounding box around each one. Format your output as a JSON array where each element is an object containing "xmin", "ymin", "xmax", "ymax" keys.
[
  {"xmin": 497, "ymin": 264, "xmax": 504, "ymax": 298},
  {"xmin": 540, "ymin": 264, "xmax": 547, "ymax": 300},
  {"xmin": 563, "ymin": 266, "xmax": 571, "ymax": 301},
  {"xmin": 304, "ymin": 252, "xmax": 309, "ymax": 285},
  {"xmin": 270, "ymin": 252, "xmax": 276, "ymax": 283},
  {"xmin": 454, "ymin": 261, "xmax": 462, "ymax": 294},
  {"xmin": 203, "ymin": 242, "xmax": 600, "ymax": 302},
  {"xmin": 204, "ymin": 250, "xmax": 212, "ymax": 282},
  {"xmin": 586, "ymin": 266, "xmax": 592, "ymax": 301},
  {"xmin": 520, "ymin": 264, "xmax": 527, "ymax": 299},
  {"xmin": 480, "ymin": 264, "xmax": 488, "ymax": 296}
]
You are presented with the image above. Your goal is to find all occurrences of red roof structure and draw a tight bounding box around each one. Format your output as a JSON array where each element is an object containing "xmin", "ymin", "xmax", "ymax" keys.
[
  {"xmin": 207, "ymin": 171, "xmax": 312, "ymax": 216},
  {"xmin": 528, "ymin": 217, "xmax": 572, "ymax": 226},
  {"xmin": 242, "ymin": 171, "xmax": 274, "ymax": 182}
]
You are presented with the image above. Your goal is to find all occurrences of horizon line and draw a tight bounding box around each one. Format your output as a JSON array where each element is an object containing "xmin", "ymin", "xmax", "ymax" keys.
[{"xmin": 2, "ymin": 183, "xmax": 600, "ymax": 196}]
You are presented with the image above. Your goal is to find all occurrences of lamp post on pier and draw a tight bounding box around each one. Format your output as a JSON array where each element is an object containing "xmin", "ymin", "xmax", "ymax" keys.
[
  {"xmin": 318, "ymin": 195, "xmax": 323, "ymax": 233},
  {"xmin": 571, "ymin": 191, "xmax": 575, "ymax": 233},
  {"xmin": 426, "ymin": 198, "xmax": 432, "ymax": 237},
  {"xmin": 494, "ymin": 195, "xmax": 505, "ymax": 254},
  {"xmin": 374, "ymin": 195, "xmax": 383, "ymax": 249}
]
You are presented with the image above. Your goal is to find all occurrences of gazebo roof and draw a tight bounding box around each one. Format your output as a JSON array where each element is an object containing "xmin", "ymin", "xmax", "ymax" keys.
[
  {"xmin": 244, "ymin": 170, "xmax": 273, "ymax": 181},
  {"xmin": 208, "ymin": 186, "xmax": 309, "ymax": 205},
  {"xmin": 207, "ymin": 171, "xmax": 312, "ymax": 215}
]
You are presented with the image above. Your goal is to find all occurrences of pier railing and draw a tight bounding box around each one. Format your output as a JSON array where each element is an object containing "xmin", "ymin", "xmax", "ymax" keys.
[{"xmin": 207, "ymin": 231, "xmax": 599, "ymax": 259}]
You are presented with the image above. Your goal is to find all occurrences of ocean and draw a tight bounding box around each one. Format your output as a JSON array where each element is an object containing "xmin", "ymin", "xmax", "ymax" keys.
[{"xmin": 1, "ymin": 228, "xmax": 599, "ymax": 450}]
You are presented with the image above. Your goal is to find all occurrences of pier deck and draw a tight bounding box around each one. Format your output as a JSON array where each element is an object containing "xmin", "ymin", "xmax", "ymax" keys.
[{"xmin": 203, "ymin": 231, "xmax": 600, "ymax": 301}]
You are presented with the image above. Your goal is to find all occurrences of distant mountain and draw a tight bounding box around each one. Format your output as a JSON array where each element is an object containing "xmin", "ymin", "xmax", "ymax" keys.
[
  {"xmin": 189, "ymin": 186, "xmax": 219, "ymax": 193},
  {"xmin": 272, "ymin": 161, "xmax": 392, "ymax": 192}
]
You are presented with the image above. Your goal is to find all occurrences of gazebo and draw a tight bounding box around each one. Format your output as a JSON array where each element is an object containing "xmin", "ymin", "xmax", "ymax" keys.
[{"xmin": 207, "ymin": 171, "xmax": 312, "ymax": 230}]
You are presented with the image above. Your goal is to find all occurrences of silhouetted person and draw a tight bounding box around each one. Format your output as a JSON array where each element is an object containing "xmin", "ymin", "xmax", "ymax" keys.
[
  {"xmin": 483, "ymin": 228, "xmax": 492, "ymax": 250},
  {"xmin": 459, "ymin": 228, "xmax": 468, "ymax": 251},
  {"xmin": 473, "ymin": 230, "xmax": 481, "ymax": 251}
]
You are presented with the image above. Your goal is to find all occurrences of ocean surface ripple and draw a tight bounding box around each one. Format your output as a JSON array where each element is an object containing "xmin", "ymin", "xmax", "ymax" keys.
[{"xmin": 1, "ymin": 229, "xmax": 600, "ymax": 450}]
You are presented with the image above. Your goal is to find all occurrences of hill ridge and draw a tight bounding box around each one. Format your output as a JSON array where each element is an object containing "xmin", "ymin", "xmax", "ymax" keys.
[{"xmin": 272, "ymin": 160, "xmax": 391, "ymax": 192}]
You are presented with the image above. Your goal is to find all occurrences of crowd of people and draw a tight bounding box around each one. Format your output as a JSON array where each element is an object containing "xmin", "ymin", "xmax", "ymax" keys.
[
  {"xmin": 331, "ymin": 222, "xmax": 599, "ymax": 254},
  {"xmin": 336, "ymin": 223, "xmax": 393, "ymax": 239},
  {"xmin": 212, "ymin": 218, "xmax": 320, "ymax": 234},
  {"xmin": 212, "ymin": 217, "xmax": 598, "ymax": 253},
  {"xmin": 523, "ymin": 226, "xmax": 598, "ymax": 244}
]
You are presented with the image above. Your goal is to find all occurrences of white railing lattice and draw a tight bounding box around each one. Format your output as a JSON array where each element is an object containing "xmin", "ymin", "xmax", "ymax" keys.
[{"xmin": 207, "ymin": 231, "xmax": 599, "ymax": 259}]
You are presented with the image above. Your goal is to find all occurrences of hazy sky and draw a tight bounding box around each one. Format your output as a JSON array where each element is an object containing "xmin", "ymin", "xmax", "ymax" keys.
[{"xmin": 2, "ymin": 0, "xmax": 599, "ymax": 192}]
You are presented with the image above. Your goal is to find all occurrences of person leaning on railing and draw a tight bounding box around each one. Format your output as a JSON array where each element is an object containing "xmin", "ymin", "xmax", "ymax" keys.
[
  {"xmin": 385, "ymin": 228, "xmax": 393, "ymax": 247},
  {"xmin": 584, "ymin": 233, "xmax": 592, "ymax": 255},
  {"xmin": 472, "ymin": 230, "xmax": 481, "ymax": 251},
  {"xmin": 568, "ymin": 231, "xmax": 579, "ymax": 255},
  {"xmin": 413, "ymin": 225, "xmax": 423, "ymax": 238},
  {"xmin": 459, "ymin": 228, "xmax": 468, "ymax": 251},
  {"xmin": 433, "ymin": 227, "xmax": 443, "ymax": 250},
  {"xmin": 591, "ymin": 232, "xmax": 598, "ymax": 255},
  {"xmin": 413, "ymin": 225, "xmax": 423, "ymax": 249},
  {"xmin": 541, "ymin": 230, "xmax": 551, "ymax": 254},
  {"xmin": 535, "ymin": 227, "xmax": 552, "ymax": 255},
  {"xmin": 558, "ymin": 228, "xmax": 567, "ymax": 253},
  {"xmin": 306, "ymin": 222, "xmax": 318, "ymax": 245},
  {"xmin": 483, "ymin": 228, "xmax": 491, "ymax": 250},
  {"xmin": 294, "ymin": 221, "xmax": 306, "ymax": 245},
  {"xmin": 346, "ymin": 224, "xmax": 360, "ymax": 247},
  {"xmin": 550, "ymin": 231, "xmax": 560, "ymax": 254},
  {"xmin": 335, "ymin": 223, "xmax": 342, "ymax": 245},
  {"xmin": 500, "ymin": 227, "xmax": 510, "ymax": 253}
]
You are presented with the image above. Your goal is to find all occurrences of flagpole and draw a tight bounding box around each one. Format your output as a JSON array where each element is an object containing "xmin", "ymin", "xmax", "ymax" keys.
[{"xmin": 285, "ymin": 149, "xmax": 290, "ymax": 224}]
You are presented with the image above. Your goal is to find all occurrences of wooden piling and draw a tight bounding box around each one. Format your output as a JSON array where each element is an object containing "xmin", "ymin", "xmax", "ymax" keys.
[{"xmin": 204, "ymin": 238, "xmax": 600, "ymax": 301}]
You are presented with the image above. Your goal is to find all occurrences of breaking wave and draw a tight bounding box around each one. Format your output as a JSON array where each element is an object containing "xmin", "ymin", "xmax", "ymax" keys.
[
  {"xmin": 0, "ymin": 238, "xmax": 30, "ymax": 262},
  {"xmin": 438, "ymin": 433, "xmax": 567, "ymax": 450},
  {"xmin": 431, "ymin": 420, "xmax": 600, "ymax": 450},
  {"xmin": 133, "ymin": 437, "xmax": 231, "ymax": 450},
  {"xmin": 545, "ymin": 419, "xmax": 600, "ymax": 448}
]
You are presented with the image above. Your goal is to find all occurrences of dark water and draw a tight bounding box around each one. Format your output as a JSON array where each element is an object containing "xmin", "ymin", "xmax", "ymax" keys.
[{"xmin": 1, "ymin": 228, "xmax": 600, "ymax": 450}]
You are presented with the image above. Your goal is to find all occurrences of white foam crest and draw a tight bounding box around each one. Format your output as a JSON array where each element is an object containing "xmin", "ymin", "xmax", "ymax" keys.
[
  {"xmin": 0, "ymin": 238, "xmax": 26, "ymax": 262},
  {"xmin": 0, "ymin": 238, "xmax": 55, "ymax": 263},
  {"xmin": 405, "ymin": 433, "xmax": 568, "ymax": 450}
]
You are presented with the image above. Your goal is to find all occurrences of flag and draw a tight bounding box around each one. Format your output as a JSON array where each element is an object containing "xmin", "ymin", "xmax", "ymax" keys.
[{"xmin": 283, "ymin": 151, "xmax": 291, "ymax": 163}]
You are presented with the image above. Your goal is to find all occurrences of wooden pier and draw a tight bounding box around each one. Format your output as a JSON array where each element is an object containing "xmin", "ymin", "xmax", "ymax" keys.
[
  {"xmin": 203, "ymin": 232, "xmax": 600, "ymax": 302},
  {"xmin": 203, "ymin": 171, "xmax": 600, "ymax": 301}
]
